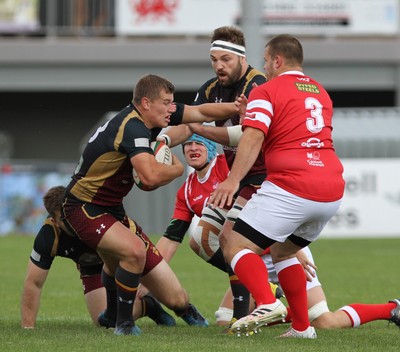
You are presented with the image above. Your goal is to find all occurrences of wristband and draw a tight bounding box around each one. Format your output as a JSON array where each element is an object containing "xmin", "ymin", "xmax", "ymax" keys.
[{"xmin": 157, "ymin": 134, "xmax": 171, "ymax": 147}]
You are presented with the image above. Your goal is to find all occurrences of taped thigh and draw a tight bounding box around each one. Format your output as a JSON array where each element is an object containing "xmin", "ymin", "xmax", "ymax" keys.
[{"xmin": 192, "ymin": 206, "xmax": 227, "ymax": 261}]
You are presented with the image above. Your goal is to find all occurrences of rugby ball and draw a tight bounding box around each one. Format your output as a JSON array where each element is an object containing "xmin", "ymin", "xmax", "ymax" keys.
[{"xmin": 133, "ymin": 141, "xmax": 172, "ymax": 191}]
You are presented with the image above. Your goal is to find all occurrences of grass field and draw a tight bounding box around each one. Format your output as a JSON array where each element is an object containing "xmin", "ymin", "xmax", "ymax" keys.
[{"xmin": 1, "ymin": 235, "xmax": 400, "ymax": 351}]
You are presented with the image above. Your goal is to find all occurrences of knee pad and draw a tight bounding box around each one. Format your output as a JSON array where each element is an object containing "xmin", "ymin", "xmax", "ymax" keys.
[
  {"xmin": 215, "ymin": 307, "xmax": 233, "ymax": 323},
  {"xmin": 191, "ymin": 206, "xmax": 227, "ymax": 261}
]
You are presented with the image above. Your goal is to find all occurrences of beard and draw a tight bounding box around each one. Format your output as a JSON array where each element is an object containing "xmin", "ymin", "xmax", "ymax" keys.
[{"xmin": 218, "ymin": 61, "xmax": 243, "ymax": 87}]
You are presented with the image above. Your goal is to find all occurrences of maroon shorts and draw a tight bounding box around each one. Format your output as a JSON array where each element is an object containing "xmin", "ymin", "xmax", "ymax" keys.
[
  {"xmin": 81, "ymin": 274, "xmax": 103, "ymax": 294},
  {"xmin": 63, "ymin": 197, "xmax": 162, "ymax": 275},
  {"xmin": 236, "ymin": 173, "xmax": 265, "ymax": 201}
]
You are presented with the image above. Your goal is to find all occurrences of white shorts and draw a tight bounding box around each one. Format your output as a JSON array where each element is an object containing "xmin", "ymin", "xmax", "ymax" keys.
[
  {"xmin": 238, "ymin": 181, "xmax": 342, "ymax": 243},
  {"xmin": 262, "ymin": 246, "xmax": 321, "ymax": 290}
]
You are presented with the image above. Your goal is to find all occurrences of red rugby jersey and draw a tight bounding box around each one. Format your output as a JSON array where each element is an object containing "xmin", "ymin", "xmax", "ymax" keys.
[{"xmin": 243, "ymin": 71, "xmax": 345, "ymax": 202}]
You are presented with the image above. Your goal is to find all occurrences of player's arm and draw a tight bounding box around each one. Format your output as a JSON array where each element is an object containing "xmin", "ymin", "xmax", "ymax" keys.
[
  {"xmin": 131, "ymin": 152, "xmax": 184, "ymax": 189},
  {"xmin": 181, "ymin": 95, "xmax": 247, "ymax": 124},
  {"xmin": 188, "ymin": 124, "xmax": 243, "ymax": 147},
  {"xmin": 20, "ymin": 261, "xmax": 49, "ymax": 328},
  {"xmin": 158, "ymin": 125, "xmax": 193, "ymax": 147},
  {"xmin": 209, "ymin": 126, "xmax": 264, "ymax": 208},
  {"xmin": 156, "ymin": 219, "xmax": 191, "ymax": 262}
]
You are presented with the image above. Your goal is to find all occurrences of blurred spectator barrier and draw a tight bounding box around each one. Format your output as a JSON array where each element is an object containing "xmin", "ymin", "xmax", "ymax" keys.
[{"xmin": 1, "ymin": 0, "xmax": 398, "ymax": 37}]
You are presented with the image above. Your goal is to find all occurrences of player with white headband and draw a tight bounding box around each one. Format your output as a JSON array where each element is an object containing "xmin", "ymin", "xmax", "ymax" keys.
[{"xmin": 189, "ymin": 26, "xmax": 267, "ymax": 329}]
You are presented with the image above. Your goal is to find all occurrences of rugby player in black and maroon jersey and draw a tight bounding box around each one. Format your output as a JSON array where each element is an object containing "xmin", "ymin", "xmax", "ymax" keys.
[
  {"xmin": 21, "ymin": 186, "xmax": 208, "ymax": 329},
  {"xmin": 61, "ymin": 74, "xmax": 246, "ymax": 335},
  {"xmin": 186, "ymin": 26, "xmax": 267, "ymax": 327}
]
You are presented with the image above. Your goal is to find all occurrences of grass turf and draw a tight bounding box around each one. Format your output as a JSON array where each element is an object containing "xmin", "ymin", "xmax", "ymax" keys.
[{"xmin": 1, "ymin": 235, "xmax": 400, "ymax": 351}]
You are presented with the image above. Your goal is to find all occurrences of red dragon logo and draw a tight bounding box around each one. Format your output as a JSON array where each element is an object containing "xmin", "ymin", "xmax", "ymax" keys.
[{"xmin": 131, "ymin": 0, "xmax": 179, "ymax": 22}]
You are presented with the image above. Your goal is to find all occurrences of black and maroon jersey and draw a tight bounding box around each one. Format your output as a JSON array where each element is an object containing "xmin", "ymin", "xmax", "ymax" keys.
[
  {"xmin": 66, "ymin": 103, "xmax": 184, "ymax": 206},
  {"xmin": 30, "ymin": 218, "xmax": 103, "ymax": 277},
  {"xmin": 193, "ymin": 66, "xmax": 266, "ymax": 181}
]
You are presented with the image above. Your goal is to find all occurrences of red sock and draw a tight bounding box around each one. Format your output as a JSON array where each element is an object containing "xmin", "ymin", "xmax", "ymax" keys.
[
  {"xmin": 278, "ymin": 264, "xmax": 309, "ymax": 331},
  {"xmin": 284, "ymin": 306, "xmax": 292, "ymax": 323},
  {"xmin": 233, "ymin": 251, "xmax": 276, "ymax": 305},
  {"xmin": 341, "ymin": 302, "xmax": 395, "ymax": 327}
]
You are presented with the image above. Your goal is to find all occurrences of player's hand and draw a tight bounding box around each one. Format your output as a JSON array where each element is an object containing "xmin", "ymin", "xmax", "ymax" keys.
[
  {"xmin": 136, "ymin": 284, "xmax": 149, "ymax": 300},
  {"xmin": 208, "ymin": 177, "xmax": 239, "ymax": 209},
  {"xmin": 296, "ymin": 250, "xmax": 317, "ymax": 282},
  {"xmin": 234, "ymin": 94, "xmax": 248, "ymax": 120}
]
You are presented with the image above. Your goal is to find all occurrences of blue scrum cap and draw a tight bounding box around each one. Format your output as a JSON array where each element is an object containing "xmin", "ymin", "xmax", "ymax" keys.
[{"xmin": 183, "ymin": 134, "xmax": 217, "ymax": 163}]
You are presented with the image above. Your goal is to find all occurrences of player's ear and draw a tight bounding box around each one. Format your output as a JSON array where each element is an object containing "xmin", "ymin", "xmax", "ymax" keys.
[
  {"xmin": 141, "ymin": 97, "xmax": 151, "ymax": 110},
  {"xmin": 274, "ymin": 55, "xmax": 283, "ymax": 69}
]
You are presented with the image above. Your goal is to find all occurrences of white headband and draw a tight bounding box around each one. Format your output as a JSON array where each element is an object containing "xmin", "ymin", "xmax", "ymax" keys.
[{"xmin": 210, "ymin": 40, "xmax": 246, "ymax": 57}]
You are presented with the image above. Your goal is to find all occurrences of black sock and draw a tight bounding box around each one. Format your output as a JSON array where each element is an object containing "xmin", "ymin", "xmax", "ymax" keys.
[
  {"xmin": 101, "ymin": 269, "xmax": 117, "ymax": 320},
  {"xmin": 115, "ymin": 266, "xmax": 141, "ymax": 326},
  {"xmin": 207, "ymin": 248, "xmax": 228, "ymax": 272},
  {"xmin": 142, "ymin": 294, "xmax": 163, "ymax": 322},
  {"xmin": 227, "ymin": 265, "xmax": 250, "ymax": 320}
]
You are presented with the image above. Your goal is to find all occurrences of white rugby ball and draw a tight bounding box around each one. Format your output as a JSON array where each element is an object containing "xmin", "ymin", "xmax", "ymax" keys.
[{"xmin": 133, "ymin": 141, "xmax": 172, "ymax": 191}]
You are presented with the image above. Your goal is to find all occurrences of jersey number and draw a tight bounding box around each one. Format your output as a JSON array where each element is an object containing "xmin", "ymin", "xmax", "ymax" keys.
[
  {"xmin": 88, "ymin": 120, "xmax": 110, "ymax": 143},
  {"xmin": 305, "ymin": 97, "xmax": 324, "ymax": 133},
  {"xmin": 75, "ymin": 120, "xmax": 110, "ymax": 174}
]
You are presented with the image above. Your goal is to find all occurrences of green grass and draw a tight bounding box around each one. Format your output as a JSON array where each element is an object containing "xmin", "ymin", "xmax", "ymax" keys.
[{"xmin": 1, "ymin": 235, "xmax": 400, "ymax": 351}]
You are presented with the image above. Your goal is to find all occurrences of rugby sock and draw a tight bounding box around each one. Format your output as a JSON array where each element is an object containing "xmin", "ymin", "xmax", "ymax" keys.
[
  {"xmin": 231, "ymin": 250, "xmax": 276, "ymax": 305},
  {"xmin": 276, "ymin": 259, "xmax": 309, "ymax": 331},
  {"xmin": 115, "ymin": 266, "xmax": 141, "ymax": 326},
  {"xmin": 101, "ymin": 269, "xmax": 117, "ymax": 320},
  {"xmin": 339, "ymin": 302, "xmax": 396, "ymax": 327},
  {"xmin": 207, "ymin": 248, "xmax": 228, "ymax": 272},
  {"xmin": 227, "ymin": 265, "xmax": 250, "ymax": 319},
  {"xmin": 141, "ymin": 294, "xmax": 171, "ymax": 324}
]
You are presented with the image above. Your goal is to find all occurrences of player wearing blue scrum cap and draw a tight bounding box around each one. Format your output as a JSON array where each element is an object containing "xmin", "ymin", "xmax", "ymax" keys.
[
  {"xmin": 182, "ymin": 134, "xmax": 217, "ymax": 166},
  {"xmin": 144, "ymin": 134, "xmax": 230, "ymax": 280}
]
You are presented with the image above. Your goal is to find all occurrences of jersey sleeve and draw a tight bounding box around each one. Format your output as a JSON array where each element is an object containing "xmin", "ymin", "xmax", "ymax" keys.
[
  {"xmin": 120, "ymin": 119, "xmax": 153, "ymax": 159},
  {"xmin": 30, "ymin": 222, "xmax": 56, "ymax": 270},
  {"xmin": 169, "ymin": 103, "xmax": 184, "ymax": 125},
  {"xmin": 163, "ymin": 218, "xmax": 191, "ymax": 243},
  {"xmin": 242, "ymin": 86, "xmax": 271, "ymax": 135},
  {"xmin": 171, "ymin": 183, "xmax": 195, "ymax": 222}
]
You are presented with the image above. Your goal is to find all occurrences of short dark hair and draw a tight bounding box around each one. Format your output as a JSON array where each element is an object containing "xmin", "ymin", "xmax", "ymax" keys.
[
  {"xmin": 133, "ymin": 74, "xmax": 175, "ymax": 105},
  {"xmin": 43, "ymin": 186, "xmax": 66, "ymax": 218},
  {"xmin": 211, "ymin": 26, "xmax": 246, "ymax": 47},
  {"xmin": 266, "ymin": 34, "xmax": 303, "ymax": 66}
]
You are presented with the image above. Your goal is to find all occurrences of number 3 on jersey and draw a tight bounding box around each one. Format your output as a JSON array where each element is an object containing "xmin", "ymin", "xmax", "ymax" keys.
[{"xmin": 305, "ymin": 97, "xmax": 324, "ymax": 133}]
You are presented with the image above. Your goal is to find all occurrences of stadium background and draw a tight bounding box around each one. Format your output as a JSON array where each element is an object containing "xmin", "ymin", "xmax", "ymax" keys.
[{"xmin": 0, "ymin": 0, "xmax": 399, "ymax": 237}]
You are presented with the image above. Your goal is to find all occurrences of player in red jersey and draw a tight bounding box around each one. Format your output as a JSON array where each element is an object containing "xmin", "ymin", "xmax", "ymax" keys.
[
  {"xmin": 143, "ymin": 134, "xmax": 229, "ymax": 274},
  {"xmin": 209, "ymin": 34, "xmax": 345, "ymax": 339},
  {"xmin": 196, "ymin": 125, "xmax": 400, "ymax": 332}
]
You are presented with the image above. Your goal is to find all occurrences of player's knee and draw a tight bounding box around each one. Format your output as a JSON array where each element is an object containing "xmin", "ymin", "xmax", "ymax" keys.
[
  {"xmin": 120, "ymin": 238, "xmax": 146, "ymax": 266},
  {"xmin": 165, "ymin": 288, "xmax": 189, "ymax": 311}
]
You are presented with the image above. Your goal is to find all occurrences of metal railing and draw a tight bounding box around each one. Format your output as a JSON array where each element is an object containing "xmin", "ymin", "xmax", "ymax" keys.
[{"xmin": 0, "ymin": 0, "xmax": 115, "ymax": 37}]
